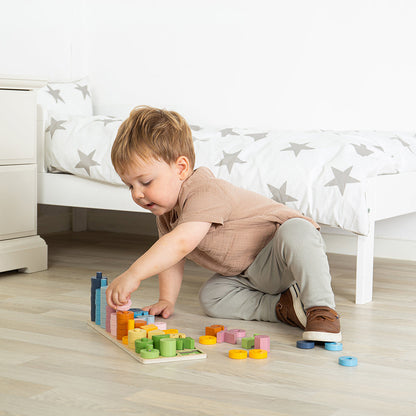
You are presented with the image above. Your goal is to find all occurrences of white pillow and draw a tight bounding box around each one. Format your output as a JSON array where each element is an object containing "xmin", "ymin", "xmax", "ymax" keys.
[
  {"xmin": 45, "ymin": 114, "xmax": 124, "ymax": 185},
  {"xmin": 37, "ymin": 78, "xmax": 93, "ymax": 120}
]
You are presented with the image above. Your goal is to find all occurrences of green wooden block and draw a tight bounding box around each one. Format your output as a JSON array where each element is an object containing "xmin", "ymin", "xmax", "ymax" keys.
[
  {"xmin": 183, "ymin": 337, "xmax": 195, "ymax": 349},
  {"xmin": 176, "ymin": 338, "xmax": 184, "ymax": 350},
  {"xmin": 135, "ymin": 337, "xmax": 153, "ymax": 353},
  {"xmin": 242, "ymin": 336, "xmax": 255, "ymax": 349},
  {"xmin": 152, "ymin": 334, "xmax": 170, "ymax": 350}
]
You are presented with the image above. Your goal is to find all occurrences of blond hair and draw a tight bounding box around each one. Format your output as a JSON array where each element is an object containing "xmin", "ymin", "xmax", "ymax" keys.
[{"xmin": 111, "ymin": 105, "xmax": 195, "ymax": 175}]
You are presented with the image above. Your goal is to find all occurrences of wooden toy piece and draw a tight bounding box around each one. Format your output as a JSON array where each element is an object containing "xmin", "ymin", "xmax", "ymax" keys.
[
  {"xmin": 242, "ymin": 336, "xmax": 255, "ymax": 349},
  {"xmin": 155, "ymin": 321, "xmax": 167, "ymax": 330},
  {"xmin": 229, "ymin": 329, "xmax": 246, "ymax": 342},
  {"xmin": 105, "ymin": 305, "xmax": 115, "ymax": 333},
  {"xmin": 147, "ymin": 329, "xmax": 165, "ymax": 340},
  {"xmin": 169, "ymin": 332, "xmax": 186, "ymax": 339},
  {"xmin": 88, "ymin": 322, "xmax": 206, "ymax": 365},
  {"xmin": 296, "ymin": 340, "xmax": 315, "ymax": 349},
  {"xmin": 199, "ymin": 335, "xmax": 217, "ymax": 345},
  {"xmin": 164, "ymin": 329, "xmax": 178, "ymax": 335},
  {"xmin": 224, "ymin": 331, "xmax": 237, "ymax": 344},
  {"xmin": 183, "ymin": 337, "xmax": 195, "ymax": 349},
  {"xmin": 110, "ymin": 312, "xmax": 117, "ymax": 337},
  {"xmin": 176, "ymin": 338, "xmax": 184, "ymax": 350},
  {"xmin": 140, "ymin": 348, "xmax": 160, "ymax": 359},
  {"xmin": 135, "ymin": 337, "xmax": 153, "ymax": 353},
  {"xmin": 117, "ymin": 310, "xmax": 134, "ymax": 340},
  {"xmin": 128, "ymin": 328, "xmax": 147, "ymax": 350},
  {"xmin": 116, "ymin": 298, "xmax": 132, "ymax": 312},
  {"xmin": 249, "ymin": 349, "xmax": 268, "ymax": 359},
  {"xmin": 216, "ymin": 330, "xmax": 225, "ymax": 343},
  {"xmin": 254, "ymin": 335, "xmax": 270, "ymax": 352},
  {"xmin": 229, "ymin": 349, "xmax": 248, "ymax": 359},
  {"xmin": 339, "ymin": 356, "xmax": 358, "ymax": 367},
  {"xmin": 122, "ymin": 336, "xmax": 128, "ymax": 345},
  {"xmin": 325, "ymin": 342, "xmax": 343, "ymax": 351},
  {"xmin": 134, "ymin": 319, "xmax": 147, "ymax": 328},
  {"xmin": 140, "ymin": 324, "xmax": 158, "ymax": 337},
  {"xmin": 205, "ymin": 324, "xmax": 225, "ymax": 337},
  {"xmin": 160, "ymin": 338, "xmax": 177, "ymax": 357},
  {"xmin": 128, "ymin": 319, "xmax": 135, "ymax": 331},
  {"xmin": 152, "ymin": 334, "xmax": 170, "ymax": 350}
]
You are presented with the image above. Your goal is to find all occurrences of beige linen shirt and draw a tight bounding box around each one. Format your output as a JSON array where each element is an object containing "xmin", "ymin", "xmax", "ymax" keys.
[{"xmin": 157, "ymin": 167, "xmax": 319, "ymax": 276}]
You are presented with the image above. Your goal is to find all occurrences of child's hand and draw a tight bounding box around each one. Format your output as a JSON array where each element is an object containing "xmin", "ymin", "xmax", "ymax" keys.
[
  {"xmin": 106, "ymin": 270, "xmax": 140, "ymax": 309},
  {"xmin": 142, "ymin": 300, "xmax": 174, "ymax": 319}
]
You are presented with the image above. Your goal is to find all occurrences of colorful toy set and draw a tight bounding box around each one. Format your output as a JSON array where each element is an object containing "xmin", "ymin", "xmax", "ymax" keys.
[
  {"xmin": 88, "ymin": 272, "xmax": 206, "ymax": 364},
  {"xmin": 89, "ymin": 272, "xmax": 357, "ymax": 367},
  {"xmin": 200, "ymin": 324, "xmax": 270, "ymax": 360}
]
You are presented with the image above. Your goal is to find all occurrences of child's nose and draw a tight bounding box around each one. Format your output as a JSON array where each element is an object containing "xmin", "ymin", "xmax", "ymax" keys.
[{"xmin": 131, "ymin": 186, "xmax": 144, "ymax": 201}]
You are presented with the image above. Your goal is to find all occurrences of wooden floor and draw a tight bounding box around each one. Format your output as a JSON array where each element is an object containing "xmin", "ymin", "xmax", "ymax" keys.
[{"xmin": 0, "ymin": 231, "xmax": 415, "ymax": 416}]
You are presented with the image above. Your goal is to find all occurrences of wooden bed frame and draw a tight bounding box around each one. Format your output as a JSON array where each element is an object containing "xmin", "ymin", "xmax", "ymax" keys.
[{"xmin": 36, "ymin": 109, "xmax": 416, "ymax": 305}]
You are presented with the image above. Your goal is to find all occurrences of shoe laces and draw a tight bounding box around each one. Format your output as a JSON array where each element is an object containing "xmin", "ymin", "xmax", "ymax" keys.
[{"xmin": 307, "ymin": 307, "xmax": 339, "ymax": 322}]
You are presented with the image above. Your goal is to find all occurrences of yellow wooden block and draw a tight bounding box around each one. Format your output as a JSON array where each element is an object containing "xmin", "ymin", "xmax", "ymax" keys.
[
  {"xmin": 199, "ymin": 335, "xmax": 217, "ymax": 345},
  {"xmin": 164, "ymin": 329, "xmax": 179, "ymax": 335},
  {"xmin": 128, "ymin": 328, "xmax": 147, "ymax": 349},
  {"xmin": 170, "ymin": 332, "xmax": 186, "ymax": 339},
  {"xmin": 128, "ymin": 319, "xmax": 135, "ymax": 331},
  {"xmin": 148, "ymin": 329, "xmax": 165, "ymax": 339}
]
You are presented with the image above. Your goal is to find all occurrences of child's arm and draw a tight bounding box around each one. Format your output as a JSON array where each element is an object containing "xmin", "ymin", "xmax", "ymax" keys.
[
  {"xmin": 106, "ymin": 221, "xmax": 211, "ymax": 309},
  {"xmin": 142, "ymin": 258, "xmax": 185, "ymax": 318}
]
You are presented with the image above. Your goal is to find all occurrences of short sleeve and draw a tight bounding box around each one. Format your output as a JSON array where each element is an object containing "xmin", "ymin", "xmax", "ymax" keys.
[{"xmin": 178, "ymin": 180, "xmax": 232, "ymax": 226}]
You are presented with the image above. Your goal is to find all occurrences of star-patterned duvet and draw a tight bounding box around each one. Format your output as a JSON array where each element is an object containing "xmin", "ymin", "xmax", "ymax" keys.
[
  {"xmin": 38, "ymin": 81, "xmax": 416, "ymax": 236},
  {"xmin": 44, "ymin": 116, "xmax": 416, "ymax": 236}
]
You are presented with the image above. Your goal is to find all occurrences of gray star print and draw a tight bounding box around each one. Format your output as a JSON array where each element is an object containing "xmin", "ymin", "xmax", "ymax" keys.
[
  {"xmin": 46, "ymin": 85, "xmax": 65, "ymax": 104},
  {"xmin": 352, "ymin": 144, "xmax": 374, "ymax": 156},
  {"xmin": 96, "ymin": 117, "xmax": 121, "ymax": 126},
  {"xmin": 215, "ymin": 150, "xmax": 247, "ymax": 174},
  {"xmin": 325, "ymin": 166, "xmax": 359, "ymax": 195},
  {"xmin": 220, "ymin": 128, "xmax": 239, "ymax": 137},
  {"xmin": 75, "ymin": 84, "xmax": 91, "ymax": 99},
  {"xmin": 75, "ymin": 149, "xmax": 100, "ymax": 175},
  {"xmin": 282, "ymin": 142, "xmax": 314, "ymax": 156},
  {"xmin": 267, "ymin": 182, "xmax": 298, "ymax": 204},
  {"xmin": 190, "ymin": 125, "xmax": 202, "ymax": 131},
  {"xmin": 46, "ymin": 117, "xmax": 66, "ymax": 138},
  {"xmin": 247, "ymin": 132, "xmax": 268, "ymax": 141},
  {"xmin": 391, "ymin": 136, "xmax": 411, "ymax": 149}
]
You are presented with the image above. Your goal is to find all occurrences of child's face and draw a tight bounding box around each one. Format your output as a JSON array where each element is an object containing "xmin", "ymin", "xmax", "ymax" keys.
[{"xmin": 120, "ymin": 156, "xmax": 189, "ymax": 216}]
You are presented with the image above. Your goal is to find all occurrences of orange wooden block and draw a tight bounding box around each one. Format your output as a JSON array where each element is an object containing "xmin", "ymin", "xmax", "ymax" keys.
[
  {"xmin": 141, "ymin": 324, "xmax": 158, "ymax": 334},
  {"xmin": 134, "ymin": 319, "xmax": 147, "ymax": 328},
  {"xmin": 205, "ymin": 325, "xmax": 225, "ymax": 337}
]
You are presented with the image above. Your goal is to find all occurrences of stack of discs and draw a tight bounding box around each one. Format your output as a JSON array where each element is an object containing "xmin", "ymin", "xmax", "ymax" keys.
[
  {"xmin": 95, "ymin": 288, "xmax": 101, "ymax": 326},
  {"xmin": 106, "ymin": 305, "xmax": 115, "ymax": 333},
  {"xmin": 110, "ymin": 312, "xmax": 117, "ymax": 337},
  {"xmin": 128, "ymin": 328, "xmax": 147, "ymax": 349},
  {"xmin": 117, "ymin": 311, "xmax": 134, "ymax": 340},
  {"xmin": 90, "ymin": 272, "xmax": 102, "ymax": 321},
  {"xmin": 100, "ymin": 285, "xmax": 107, "ymax": 329}
]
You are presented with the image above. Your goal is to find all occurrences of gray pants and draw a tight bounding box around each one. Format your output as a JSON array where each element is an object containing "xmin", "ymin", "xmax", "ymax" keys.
[{"xmin": 199, "ymin": 218, "xmax": 336, "ymax": 322}]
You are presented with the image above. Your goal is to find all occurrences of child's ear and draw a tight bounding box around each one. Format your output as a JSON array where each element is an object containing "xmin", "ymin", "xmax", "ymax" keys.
[{"xmin": 176, "ymin": 156, "xmax": 191, "ymax": 180}]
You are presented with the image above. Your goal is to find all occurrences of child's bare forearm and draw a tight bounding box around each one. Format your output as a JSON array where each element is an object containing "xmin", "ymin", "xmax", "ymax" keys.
[{"xmin": 158, "ymin": 260, "xmax": 185, "ymax": 305}]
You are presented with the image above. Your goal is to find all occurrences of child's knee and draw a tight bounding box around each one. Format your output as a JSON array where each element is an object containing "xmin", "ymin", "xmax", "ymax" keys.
[
  {"xmin": 198, "ymin": 274, "xmax": 225, "ymax": 317},
  {"xmin": 278, "ymin": 218, "xmax": 317, "ymax": 245}
]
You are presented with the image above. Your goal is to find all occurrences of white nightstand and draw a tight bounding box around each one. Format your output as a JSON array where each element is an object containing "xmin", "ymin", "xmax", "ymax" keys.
[{"xmin": 0, "ymin": 77, "xmax": 47, "ymax": 273}]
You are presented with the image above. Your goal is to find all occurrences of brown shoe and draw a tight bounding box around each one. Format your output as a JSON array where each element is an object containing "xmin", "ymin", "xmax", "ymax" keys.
[
  {"xmin": 303, "ymin": 306, "xmax": 342, "ymax": 342},
  {"xmin": 275, "ymin": 284, "xmax": 306, "ymax": 329}
]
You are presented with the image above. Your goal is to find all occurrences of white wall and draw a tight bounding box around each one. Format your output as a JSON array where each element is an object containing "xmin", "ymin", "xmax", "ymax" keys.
[{"xmin": 2, "ymin": 0, "xmax": 416, "ymax": 258}]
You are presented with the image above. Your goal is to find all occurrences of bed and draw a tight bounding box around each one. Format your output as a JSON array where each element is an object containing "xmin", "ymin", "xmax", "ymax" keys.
[{"xmin": 36, "ymin": 80, "xmax": 416, "ymax": 304}]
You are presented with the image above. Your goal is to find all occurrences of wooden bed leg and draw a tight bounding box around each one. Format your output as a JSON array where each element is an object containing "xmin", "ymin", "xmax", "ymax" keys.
[
  {"xmin": 72, "ymin": 208, "xmax": 88, "ymax": 232},
  {"xmin": 355, "ymin": 219, "xmax": 375, "ymax": 304}
]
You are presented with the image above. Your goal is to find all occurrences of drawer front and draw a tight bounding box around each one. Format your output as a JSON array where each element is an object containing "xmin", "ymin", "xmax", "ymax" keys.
[
  {"xmin": 0, "ymin": 89, "xmax": 36, "ymax": 165},
  {"xmin": 0, "ymin": 164, "xmax": 37, "ymax": 240}
]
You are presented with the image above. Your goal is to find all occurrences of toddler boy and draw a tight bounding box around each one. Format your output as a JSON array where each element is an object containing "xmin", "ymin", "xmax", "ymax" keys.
[{"xmin": 106, "ymin": 106, "xmax": 341, "ymax": 342}]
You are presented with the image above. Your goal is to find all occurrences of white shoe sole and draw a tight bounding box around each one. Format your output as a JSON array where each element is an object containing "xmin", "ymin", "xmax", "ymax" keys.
[
  {"xmin": 290, "ymin": 284, "xmax": 307, "ymax": 329},
  {"xmin": 303, "ymin": 330, "xmax": 342, "ymax": 343}
]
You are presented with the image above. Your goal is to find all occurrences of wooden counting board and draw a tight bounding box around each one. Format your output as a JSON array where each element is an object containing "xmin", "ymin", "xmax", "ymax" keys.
[{"xmin": 87, "ymin": 321, "xmax": 207, "ymax": 364}]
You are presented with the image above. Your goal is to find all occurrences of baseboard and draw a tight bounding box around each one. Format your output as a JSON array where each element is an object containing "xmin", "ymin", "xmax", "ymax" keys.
[{"xmin": 322, "ymin": 232, "xmax": 416, "ymax": 262}]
